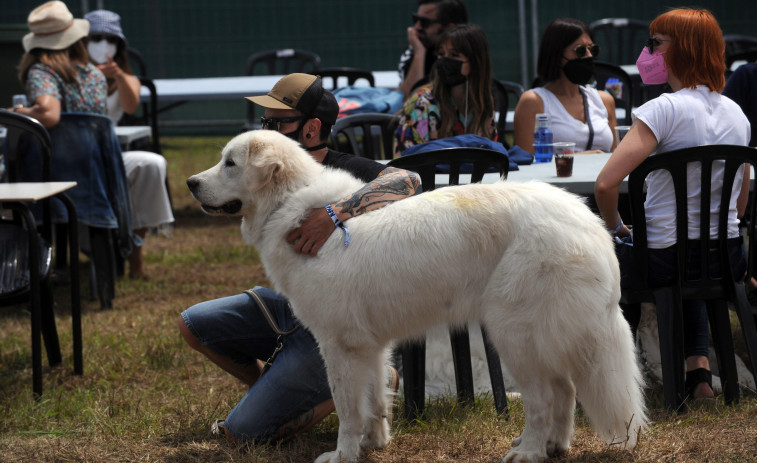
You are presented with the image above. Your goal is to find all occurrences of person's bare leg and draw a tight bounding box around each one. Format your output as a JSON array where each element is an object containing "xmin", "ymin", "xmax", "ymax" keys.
[
  {"xmin": 178, "ymin": 315, "xmax": 263, "ymax": 386},
  {"xmin": 128, "ymin": 228, "xmax": 148, "ymax": 279},
  {"xmin": 686, "ymin": 355, "xmax": 714, "ymax": 399}
]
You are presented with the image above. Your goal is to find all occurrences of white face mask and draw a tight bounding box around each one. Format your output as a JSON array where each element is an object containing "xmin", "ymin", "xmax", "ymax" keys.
[{"xmin": 87, "ymin": 40, "xmax": 117, "ymax": 64}]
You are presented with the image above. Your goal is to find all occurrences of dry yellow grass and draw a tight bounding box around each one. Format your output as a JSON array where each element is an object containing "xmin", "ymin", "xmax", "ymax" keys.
[{"xmin": 1, "ymin": 137, "xmax": 757, "ymax": 462}]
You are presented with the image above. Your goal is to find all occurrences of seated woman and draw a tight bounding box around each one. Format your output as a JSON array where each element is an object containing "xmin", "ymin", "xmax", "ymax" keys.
[
  {"xmin": 393, "ymin": 24, "xmax": 496, "ymax": 157},
  {"xmin": 514, "ymin": 17, "xmax": 616, "ymax": 154},
  {"xmin": 14, "ymin": 1, "xmax": 172, "ymax": 280},
  {"xmin": 85, "ymin": 9, "xmax": 175, "ymax": 279},
  {"xmin": 595, "ymin": 8, "xmax": 751, "ymax": 402}
]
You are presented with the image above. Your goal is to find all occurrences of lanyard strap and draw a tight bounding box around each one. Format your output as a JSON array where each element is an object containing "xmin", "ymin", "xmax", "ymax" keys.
[
  {"xmin": 581, "ymin": 87, "xmax": 594, "ymax": 151},
  {"xmin": 244, "ymin": 288, "xmax": 301, "ymax": 374},
  {"xmin": 244, "ymin": 289, "xmax": 301, "ymax": 336}
]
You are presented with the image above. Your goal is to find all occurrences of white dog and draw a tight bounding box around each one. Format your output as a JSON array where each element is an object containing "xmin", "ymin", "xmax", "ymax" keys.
[{"xmin": 187, "ymin": 130, "xmax": 648, "ymax": 463}]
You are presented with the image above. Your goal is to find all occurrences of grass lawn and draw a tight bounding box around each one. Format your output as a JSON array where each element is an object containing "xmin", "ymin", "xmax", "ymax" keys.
[{"xmin": 1, "ymin": 136, "xmax": 757, "ymax": 462}]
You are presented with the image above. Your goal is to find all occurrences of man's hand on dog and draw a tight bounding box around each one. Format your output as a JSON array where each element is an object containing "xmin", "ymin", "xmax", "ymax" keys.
[{"xmin": 287, "ymin": 208, "xmax": 335, "ymax": 256}]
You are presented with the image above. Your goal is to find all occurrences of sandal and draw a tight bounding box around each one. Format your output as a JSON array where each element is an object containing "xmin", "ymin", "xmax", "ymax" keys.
[{"xmin": 685, "ymin": 368, "xmax": 716, "ymax": 410}]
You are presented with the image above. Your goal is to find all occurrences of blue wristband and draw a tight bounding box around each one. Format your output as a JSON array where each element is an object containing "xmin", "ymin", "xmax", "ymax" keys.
[
  {"xmin": 325, "ymin": 204, "xmax": 350, "ymax": 247},
  {"xmin": 608, "ymin": 220, "xmax": 624, "ymax": 235}
]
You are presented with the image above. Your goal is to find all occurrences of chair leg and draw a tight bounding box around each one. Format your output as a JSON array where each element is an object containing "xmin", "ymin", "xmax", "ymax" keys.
[
  {"xmin": 40, "ymin": 278, "xmax": 62, "ymax": 367},
  {"xmin": 58, "ymin": 194, "xmax": 83, "ymax": 375},
  {"xmin": 54, "ymin": 225, "xmax": 68, "ymax": 271},
  {"xmin": 653, "ymin": 287, "xmax": 686, "ymax": 412},
  {"xmin": 707, "ymin": 299, "xmax": 740, "ymax": 405},
  {"xmin": 401, "ymin": 339, "xmax": 426, "ymax": 421},
  {"xmin": 89, "ymin": 227, "xmax": 116, "ymax": 310},
  {"xmin": 481, "ymin": 326, "xmax": 508, "ymax": 416},
  {"xmin": 619, "ymin": 301, "xmax": 642, "ymax": 340},
  {"xmin": 732, "ymin": 282, "xmax": 757, "ymax": 390},
  {"xmin": 449, "ymin": 326, "xmax": 475, "ymax": 406}
]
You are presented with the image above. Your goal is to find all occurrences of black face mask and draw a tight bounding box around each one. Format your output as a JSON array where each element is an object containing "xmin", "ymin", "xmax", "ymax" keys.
[
  {"xmin": 281, "ymin": 119, "xmax": 306, "ymax": 143},
  {"xmin": 563, "ymin": 57, "xmax": 595, "ymax": 85},
  {"xmin": 436, "ymin": 57, "xmax": 467, "ymax": 87}
]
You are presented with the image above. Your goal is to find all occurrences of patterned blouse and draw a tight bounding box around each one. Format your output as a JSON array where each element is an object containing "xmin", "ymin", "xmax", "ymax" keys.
[
  {"xmin": 393, "ymin": 86, "xmax": 496, "ymax": 158},
  {"xmin": 26, "ymin": 62, "xmax": 107, "ymax": 114}
]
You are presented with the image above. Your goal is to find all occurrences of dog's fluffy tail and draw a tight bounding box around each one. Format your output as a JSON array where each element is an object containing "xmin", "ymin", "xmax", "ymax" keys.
[{"xmin": 577, "ymin": 306, "xmax": 648, "ymax": 450}]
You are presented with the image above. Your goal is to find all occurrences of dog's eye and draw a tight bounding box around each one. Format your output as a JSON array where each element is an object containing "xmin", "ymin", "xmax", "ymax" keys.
[{"xmin": 225, "ymin": 159, "xmax": 236, "ymax": 167}]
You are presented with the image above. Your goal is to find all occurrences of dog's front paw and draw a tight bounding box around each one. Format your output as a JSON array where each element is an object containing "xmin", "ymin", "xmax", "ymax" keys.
[
  {"xmin": 545, "ymin": 438, "xmax": 569, "ymax": 457},
  {"xmin": 503, "ymin": 448, "xmax": 548, "ymax": 463},
  {"xmin": 314, "ymin": 450, "xmax": 358, "ymax": 463},
  {"xmin": 361, "ymin": 417, "xmax": 391, "ymax": 449}
]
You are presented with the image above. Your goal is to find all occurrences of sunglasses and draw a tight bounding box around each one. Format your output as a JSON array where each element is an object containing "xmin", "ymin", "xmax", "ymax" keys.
[
  {"xmin": 89, "ymin": 34, "xmax": 119, "ymax": 45},
  {"xmin": 573, "ymin": 43, "xmax": 600, "ymax": 58},
  {"xmin": 412, "ymin": 13, "xmax": 441, "ymax": 29},
  {"xmin": 260, "ymin": 116, "xmax": 307, "ymax": 131},
  {"xmin": 646, "ymin": 37, "xmax": 671, "ymax": 54}
]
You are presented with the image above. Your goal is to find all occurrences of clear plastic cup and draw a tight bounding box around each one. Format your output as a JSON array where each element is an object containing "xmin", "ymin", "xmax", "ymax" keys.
[{"xmin": 553, "ymin": 142, "xmax": 575, "ymax": 177}]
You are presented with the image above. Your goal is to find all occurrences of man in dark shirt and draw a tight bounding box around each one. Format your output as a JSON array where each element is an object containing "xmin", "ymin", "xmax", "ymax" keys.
[
  {"xmin": 398, "ymin": 0, "xmax": 468, "ymax": 98},
  {"xmin": 178, "ymin": 73, "xmax": 419, "ymax": 443},
  {"xmin": 723, "ymin": 63, "xmax": 757, "ymax": 147}
]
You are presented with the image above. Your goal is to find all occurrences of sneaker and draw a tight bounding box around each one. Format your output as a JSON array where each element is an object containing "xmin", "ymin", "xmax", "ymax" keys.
[
  {"xmin": 211, "ymin": 419, "xmax": 237, "ymax": 444},
  {"xmin": 210, "ymin": 419, "xmax": 224, "ymax": 436}
]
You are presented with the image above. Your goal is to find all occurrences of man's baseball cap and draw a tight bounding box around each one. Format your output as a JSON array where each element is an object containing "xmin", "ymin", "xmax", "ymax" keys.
[{"xmin": 245, "ymin": 73, "xmax": 339, "ymax": 125}]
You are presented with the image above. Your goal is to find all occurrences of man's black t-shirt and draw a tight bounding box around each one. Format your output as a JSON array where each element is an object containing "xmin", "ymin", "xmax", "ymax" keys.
[{"xmin": 322, "ymin": 149, "xmax": 387, "ymax": 183}]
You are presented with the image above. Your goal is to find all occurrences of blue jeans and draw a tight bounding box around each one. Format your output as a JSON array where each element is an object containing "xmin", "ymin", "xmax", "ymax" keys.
[{"xmin": 181, "ymin": 286, "xmax": 332, "ymax": 442}]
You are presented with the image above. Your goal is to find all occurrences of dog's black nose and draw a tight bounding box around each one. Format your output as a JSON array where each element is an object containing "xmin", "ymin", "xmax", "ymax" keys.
[{"xmin": 186, "ymin": 177, "xmax": 199, "ymax": 193}]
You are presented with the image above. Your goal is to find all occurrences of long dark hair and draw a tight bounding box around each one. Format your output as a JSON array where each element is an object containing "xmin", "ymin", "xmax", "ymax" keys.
[
  {"xmin": 430, "ymin": 24, "xmax": 494, "ymax": 138},
  {"xmin": 536, "ymin": 18, "xmax": 592, "ymax": 84}
]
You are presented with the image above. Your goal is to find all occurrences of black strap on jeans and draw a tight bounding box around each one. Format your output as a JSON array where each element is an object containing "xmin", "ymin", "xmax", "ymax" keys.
[
  {"xmin": 581, "ymin": 87, "xmax": 594, "ymax": 150},
  {"xmin": 244, "ymin": 288, "xmax": 301, "ymax": 374}
]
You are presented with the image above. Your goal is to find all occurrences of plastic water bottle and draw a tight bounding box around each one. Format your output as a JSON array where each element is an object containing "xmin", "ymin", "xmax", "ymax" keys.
[{"xmin": 533, "ymin": 113, "xmax": 553, "ymax": 163}]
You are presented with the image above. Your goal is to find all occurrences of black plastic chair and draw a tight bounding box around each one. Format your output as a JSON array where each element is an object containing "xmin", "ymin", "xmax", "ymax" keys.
[
  {"xmin": 593, "ymin": 61, "xmax": 634, "ymax": 126},
  {"xmin": 329, "ymin": 113, "xmax": 398, "ymax": 160},
  {"xmin": 387, "ymin": 147, "xmax": 511, "ymax": 420},
  {"xmin": 126, "ymin": 47, "xmax": 148, "ymax": 77},
  {"xmin": 726, "ymin": 49, "xmax": 757, "ymax": 75},
  {"xmin": 318, "ymin": 67, "xmax": 374, "ymax": 90},
  {"xmin": 119, "ymin": 77, "xmax": 162, "ymax": 155},
  {"xmin": 491, "ymin": 79, "xmax": 524, "ymax": 148},
  {"xmin": 0, "ymin": 109, "xmax": 82, "ymax": 397},
  {"xmin": 589, "ymin": 18, "xmax": 650, "ymax": 66},
  {"xmin": 725, "ymin": 34, "xmax": 757, "ymax": 58},
  {"xmin": 620, "ymin": 145, "xmax": 757, "ymax": 412},
  {"xmin": 243, "ymin": 49, "xmax": 321, "ymax": 131}
]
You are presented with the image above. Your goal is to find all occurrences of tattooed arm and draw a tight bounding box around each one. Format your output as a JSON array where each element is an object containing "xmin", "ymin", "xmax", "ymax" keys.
[{"xmin": 286, "ymin": 166, "xmax": 421, "ymax": 256}]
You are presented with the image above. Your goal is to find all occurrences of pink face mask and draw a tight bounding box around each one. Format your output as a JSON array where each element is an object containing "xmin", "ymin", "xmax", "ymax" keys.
[{"xmin": 636, "ymin": 47, "xmax": 668, "ymax": 85}]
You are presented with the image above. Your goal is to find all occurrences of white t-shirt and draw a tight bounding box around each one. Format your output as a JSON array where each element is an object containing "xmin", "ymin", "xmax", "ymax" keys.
[
  {"xmin": 632, "ymin": 85, "xmax": 751, "ymax": 248},
  {"xmin": 106, "ymin": 89, "xmax": 124, "ymax": 125},
  {"xmin": 532, "ymin": 86, "xmax": 614, "ymax": 152}
]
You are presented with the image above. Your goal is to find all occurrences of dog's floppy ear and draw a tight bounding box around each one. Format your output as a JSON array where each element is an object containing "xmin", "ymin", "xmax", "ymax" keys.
[{"xmin": 246, "ymin": 136, "xmax": 289, "ymax": 191}]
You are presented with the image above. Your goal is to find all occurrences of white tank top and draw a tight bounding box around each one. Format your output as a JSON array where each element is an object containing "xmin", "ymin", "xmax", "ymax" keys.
[{"xmin": 532, "ymin": 86, "xmax": 614, "ymax": 152}]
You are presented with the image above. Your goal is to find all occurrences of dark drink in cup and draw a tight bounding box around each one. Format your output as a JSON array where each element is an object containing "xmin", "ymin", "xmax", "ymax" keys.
[
  {"xmin": 555, "ymin": 155, "xmax": 574, "ymax": 177},
  {"xmin": 552, "ymin": 142, "xmax": 575, "ymax": 177}
]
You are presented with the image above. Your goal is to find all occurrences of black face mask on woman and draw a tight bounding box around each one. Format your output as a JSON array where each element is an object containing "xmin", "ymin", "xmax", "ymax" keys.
[
  {"xmin": 436, "ymin": 57, "xmax": 467, "ymax": 87},
  {"xmin": 562, "ymin": 57, "xmax": 595, "ymax": 85}
]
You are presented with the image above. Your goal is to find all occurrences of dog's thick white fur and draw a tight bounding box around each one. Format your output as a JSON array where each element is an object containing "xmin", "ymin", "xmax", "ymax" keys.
[{"xmin": 188, "ymin": 130, "xmax": 648, "ymax": 463}]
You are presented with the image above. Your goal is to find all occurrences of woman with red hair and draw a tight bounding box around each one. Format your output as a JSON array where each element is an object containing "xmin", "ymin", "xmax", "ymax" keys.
[{"xmin": 595, "ymin": 9, "xmax": 751, "ymax": 403}]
